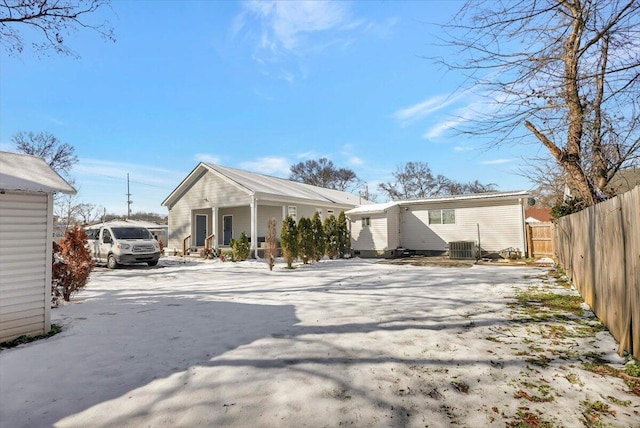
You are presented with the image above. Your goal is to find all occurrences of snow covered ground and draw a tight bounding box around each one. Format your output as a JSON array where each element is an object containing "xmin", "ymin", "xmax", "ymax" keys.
[{"xmin": 1, "ymin": 257, "xmax": 638, "ymax": 427}]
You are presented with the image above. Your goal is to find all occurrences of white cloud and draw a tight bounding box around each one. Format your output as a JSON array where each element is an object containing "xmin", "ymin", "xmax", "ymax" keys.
[
  {"xmin": 481, "ymin": 159, "xmax": 514, "ymax": 165},
  {"xmin": 239, "ymin": 156, "xmax": 290, "ymax": 176},
  {"xmin": 394, "ymin": 95, "xmax": 450, "ymax": 125},
  {"xmin": 423, "ymin": 117, "xmax": 468, "ymax": 140},
  {"xmin": 194, "ymin": 153, "xmax": 221, "ymax": 164},
  {"xmin": 348, "ymin": 156, "xmax": 363, "ymax": 166},
  {"xmin": 241, "ymin": 1, "xmax": 356, "ymax": 52},
  {"xmin": 394, "ymin": 89, "xmax": 473, "ymax": 126},
  {"xmin": 453, "ymin": 146, "xmax": 475, "ymax": 152},
  {"xmin": 72, "ymin": 159, "xmax": 183, "ymax": 188},
  {"xmin": 296, "ymin": 151, "xmax": 319, "ymax": 159}
]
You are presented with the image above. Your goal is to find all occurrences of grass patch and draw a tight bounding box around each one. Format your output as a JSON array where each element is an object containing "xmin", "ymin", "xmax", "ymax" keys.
[
  {"xmin": 582, "ymin": 400, "xmax": 615, "ymax": 428},
  {"xmin": 0, "ymin": 324, "xmax": 62, "ymax": 351},
  {"xmin": 606, "ymin": 395, "xmax": 631, "ymax": 406},
  {"xmin": 515, "ymin": 290, "xmax": 584, "ymax": 317},
  {"xmin": 507, "ymin": 409, "xmax": 553, "ymax": 428},
  {"xmin": 582, "ymin": 355, "xmax": 640, "ymax": 396}
]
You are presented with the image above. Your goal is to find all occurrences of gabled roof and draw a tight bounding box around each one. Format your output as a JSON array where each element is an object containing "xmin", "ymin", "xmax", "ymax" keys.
[
  {"xmin": 162, "ymin": 163, "xmax": 365, "ymax": 207},
  {"xmin": 0, "ymin": 151, "xmax": 76, "ymax": 194},
  {"xmin": 346, "ymin": 190, "xmax": 529, "ymax": 215}
]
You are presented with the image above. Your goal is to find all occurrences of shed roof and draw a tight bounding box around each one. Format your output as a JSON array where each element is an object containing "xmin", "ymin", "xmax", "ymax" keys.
[
  {"xmin": 163, "ymin": 163, "xmax": 366, "ymax": 207},
  {"xmin": 346, "ymin": 190, "xmax": 529, "ymax": 215},
  {"xmin": 0, "ymin": 151, "xmax": 76, "ymax": 194}
]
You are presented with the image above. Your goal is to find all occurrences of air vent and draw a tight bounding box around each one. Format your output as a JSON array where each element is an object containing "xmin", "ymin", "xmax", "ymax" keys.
[{"xmin": 449, "ymin": 241, "xmax": 476, "ymax": 259}]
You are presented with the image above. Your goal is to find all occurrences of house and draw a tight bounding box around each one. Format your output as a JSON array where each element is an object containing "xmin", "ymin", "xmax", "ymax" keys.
[
  {"xmin": 162, "ymin": 163, "xmax": 364, "ymax": 256},
  {"xmin": 525, "ymin": 208, "xmax": 553, "ymax": 223},
  {"xmin": 0, "ymin": 151, "xmax": 76, "ymax": 342},
  {"xmin": 346, "ymin": 191, "xmax": 529, "ymax": 258}
]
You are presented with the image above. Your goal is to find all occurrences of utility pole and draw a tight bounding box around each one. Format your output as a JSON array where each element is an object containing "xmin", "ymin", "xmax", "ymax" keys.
[{"xmin": 126, "ymin": 173, "xmax": 133, "ymax": 219}]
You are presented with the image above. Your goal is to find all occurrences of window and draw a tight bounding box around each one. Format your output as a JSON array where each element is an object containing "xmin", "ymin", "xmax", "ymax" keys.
[
  {"xmin": 362, "ymin": 217, "xmax": 371, "ymax": 227},
  {"xmin": 288, "ymin": 205, "xmax": 297, "ymax": 221},
  {"xmin": 428, "ymin": 209, "xmax": 455, "ymax": 225}
]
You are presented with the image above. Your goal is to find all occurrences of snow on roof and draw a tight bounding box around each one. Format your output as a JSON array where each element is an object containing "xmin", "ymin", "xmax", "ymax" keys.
[
  {"xmin": 344, "ymin": 201, "xmax": 397, "ymax": 215},
  {"xmin": 0, "ymin": 151, "xmax": 76, "ymax": 194},
  {"xmin": 163, "ymin": 163, "xmax": 366, "ymax": 207},
  {"xmin": 346, "ymin": 190, "xmax": 529, "ymax": 215}
]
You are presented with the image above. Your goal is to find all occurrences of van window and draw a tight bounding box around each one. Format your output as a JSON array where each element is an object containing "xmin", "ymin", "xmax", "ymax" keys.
[
  {"xmin": 85, "ymin": 229, "xmax": 99, "ymax": 240},
  {"xmin": 102, "ymin": 229, "xmax": 112, "ymax": 243},
  {"xmin": 111, "ymin": 227, "xmax": 153, "ymax": 240}
]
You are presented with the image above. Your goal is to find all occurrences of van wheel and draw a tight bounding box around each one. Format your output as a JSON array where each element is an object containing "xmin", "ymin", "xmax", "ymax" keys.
[
  {"xmin": 147, "ymin": 260, "xmax": 158, "ymax": 267},
  {"xmin": 107, "ymin": 254, "xmax": 119, "ymax": 269}
]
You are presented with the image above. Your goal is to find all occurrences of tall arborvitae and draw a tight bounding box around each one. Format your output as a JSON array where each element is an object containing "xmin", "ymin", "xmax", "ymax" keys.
[
  {"xmin": 280, "ymin": 216, "xmax": 298, "ymax": 268},
  {"xmin": 311, "ymin": 211, "xmax": 326, "ymax": 262},
  {"xmin": 323, "ymin": 215, "xmax": 339, "ymax": 259},
  {"xmin": 297, "ymin": 217, "xmax": 314, "ymax": 264},
  {"xmin": 337, "ymin": 211, "xmax": 351, "ymax": 258}
]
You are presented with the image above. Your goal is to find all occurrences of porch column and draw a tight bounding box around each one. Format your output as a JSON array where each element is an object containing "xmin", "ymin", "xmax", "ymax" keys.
[
  {"xmin": 250, "ymin": 196, "xmax": 259, "ymax": 259},
  {"xmin": 212, "ymin": 206, "xmax": 219, "ymax": 251}
]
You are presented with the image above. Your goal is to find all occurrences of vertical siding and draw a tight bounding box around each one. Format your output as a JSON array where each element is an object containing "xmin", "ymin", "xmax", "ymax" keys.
[
  {"xmin": 0, "ymin": 192, "xmax": 48, "ymax": 342},
  {"xmin": 399, "ymin": 199, "xmax": 525, "ymax": 253}
]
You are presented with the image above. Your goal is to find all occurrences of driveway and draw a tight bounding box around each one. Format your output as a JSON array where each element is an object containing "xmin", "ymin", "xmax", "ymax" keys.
[{"xmin": 1, "ymin": 258, "xmax": 638, "ymax": 427}]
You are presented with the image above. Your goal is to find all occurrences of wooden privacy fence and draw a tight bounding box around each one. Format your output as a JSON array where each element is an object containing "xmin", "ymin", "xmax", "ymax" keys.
[
  {"xmin": 526, "ymin": 222, "xmax": 554, "ymax": 258},
  {"xmin": 554, "ymin": 186, "xmax": 640, "ymax": 358}
]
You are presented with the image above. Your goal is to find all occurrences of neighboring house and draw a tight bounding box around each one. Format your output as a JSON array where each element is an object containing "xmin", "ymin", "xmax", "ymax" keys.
[
  {"xmin": 162, "ymin": 163, "xmax": 364, "ymax": 256},
  {"xmin": 0, "ymin": 151, "xmax": 76, "ymax": 342},
  {"xmin": 347, "ymin": 191, "xmax": 529, "ymax": 258},
  {"xmin": 605, "ymin": 168, "xmax": 640, "ymax": 196},
  {"xmin": 525, "ymin": 208, "xmax": 553, "ymax": 223}
]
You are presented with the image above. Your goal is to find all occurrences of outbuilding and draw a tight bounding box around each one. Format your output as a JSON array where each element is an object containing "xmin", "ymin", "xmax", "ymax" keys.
[
  {"xmin": 0, "ymin": 151, "xmax": 76, "ymax": 342},
  {"xmin": 347, "ymin": 191, "xmax": 529, "ymax": 258}
]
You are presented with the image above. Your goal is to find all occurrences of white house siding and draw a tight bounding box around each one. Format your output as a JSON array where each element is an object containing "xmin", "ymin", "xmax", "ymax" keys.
[
  {"xmin": 350, "ymin": 213, "xmax": 390, "ymax": 254},
  {"xmin": 0, "ymin": 192, "xmax": 50, "ymax": 342},
  {"xmin": 167, "ymin": 171, "xmax": 251, "ymax": 249},
  {"xmin": 400, "ymin": 198, "xmax": 525, "ymax": 253},
  {"xmin": 386, "ymin": 205, "xmax": 401, "ymax": 250}
]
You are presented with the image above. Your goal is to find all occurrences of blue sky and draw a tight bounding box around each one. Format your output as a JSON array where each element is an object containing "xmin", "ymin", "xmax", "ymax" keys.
[{"xmin": 0, "ymin": 1, "xmax": 540, "ymax": 215}]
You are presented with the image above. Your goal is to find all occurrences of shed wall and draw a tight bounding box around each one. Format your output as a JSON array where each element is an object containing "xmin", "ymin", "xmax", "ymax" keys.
[{"xmin": 0, "ymin": 191, "xmax": 49, "ymax": 342}]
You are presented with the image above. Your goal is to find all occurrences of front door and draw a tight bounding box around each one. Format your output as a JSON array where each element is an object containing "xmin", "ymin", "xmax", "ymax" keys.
[
  {"xmin": 195, "ymin": 214, "xmax": 207, "ymax": 247},
  {"xmin": 223, "ymin": 215, "xmax": 232, "ymax": 245}
]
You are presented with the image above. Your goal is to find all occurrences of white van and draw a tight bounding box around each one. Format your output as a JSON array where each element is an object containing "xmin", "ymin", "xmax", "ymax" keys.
[{"xmin": 85, "ymin": 221, "xmax": 161, "ymax": 269}]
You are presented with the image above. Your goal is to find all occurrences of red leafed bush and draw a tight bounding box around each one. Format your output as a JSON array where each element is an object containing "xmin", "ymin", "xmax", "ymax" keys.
[{"xmin": 52, "ymin": 226, "xmax": 93, "ymax": 305}]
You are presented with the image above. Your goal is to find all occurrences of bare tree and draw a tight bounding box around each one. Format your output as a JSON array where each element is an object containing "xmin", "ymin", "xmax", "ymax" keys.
[
  {"xmin": 13, "ymin": 131, "xmax": 78, "ymax": 176},
  {"xmin": 290, "ymin": 158, "xmax": 360, "ymax": 191},
  {"xmin": 438, "ymin": 0, "xmax": 640, "ymax": 206},
  {"xmin": 0, "ymin": 0, "xmax": 115, "ymax": 56},
  {"xmin": 378, "ymin": 161, "xmax": 497, "ymax": 200}
]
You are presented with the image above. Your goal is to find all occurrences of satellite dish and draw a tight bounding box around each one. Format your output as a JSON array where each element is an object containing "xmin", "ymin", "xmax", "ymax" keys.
[{"xmin": 527, "ymin": 197, "xmax": 536, "ymax": 206}]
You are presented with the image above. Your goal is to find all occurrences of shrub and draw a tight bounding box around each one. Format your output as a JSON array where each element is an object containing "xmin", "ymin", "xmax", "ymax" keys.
[
  {"xmin": 231, "ymin": 232, "xmax": 250, "ymax": 261},
  {"xmin": 551, "ymin": 197, "xmax": 587, "ymax": 219},
  {"xmin": 199, "ymin": 247, "xmax": 216, "ymax": 259},
  {"xmin": 280, "ymin": 216, "xmax": 298, "ymax": 268},
  {"xmin": 312, "ymin": 211, "xmax": 326, "ymax": 262},
  {"xmin": 323, "ymin": 215, "xmax": 339, "ymax": 259},
  {"xmin": 265, "ymin": 218, "xmax": 278, "ymax": 271},
  {"xmin": 337, "ymin": 211, "xmax": 351, "ymax": 258},
  {"xmin": 52, "ymin": 226, "xmax": 93, "ymax": 305},
  {"xmin": 297, "ymin": 217, "xmax": 314, "ymax": 264}
]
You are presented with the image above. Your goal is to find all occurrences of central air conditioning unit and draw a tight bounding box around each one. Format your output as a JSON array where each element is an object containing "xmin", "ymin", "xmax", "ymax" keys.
[{"xmin": 449, "ymin": 241, "xmax": 477, "ymax": 259}]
